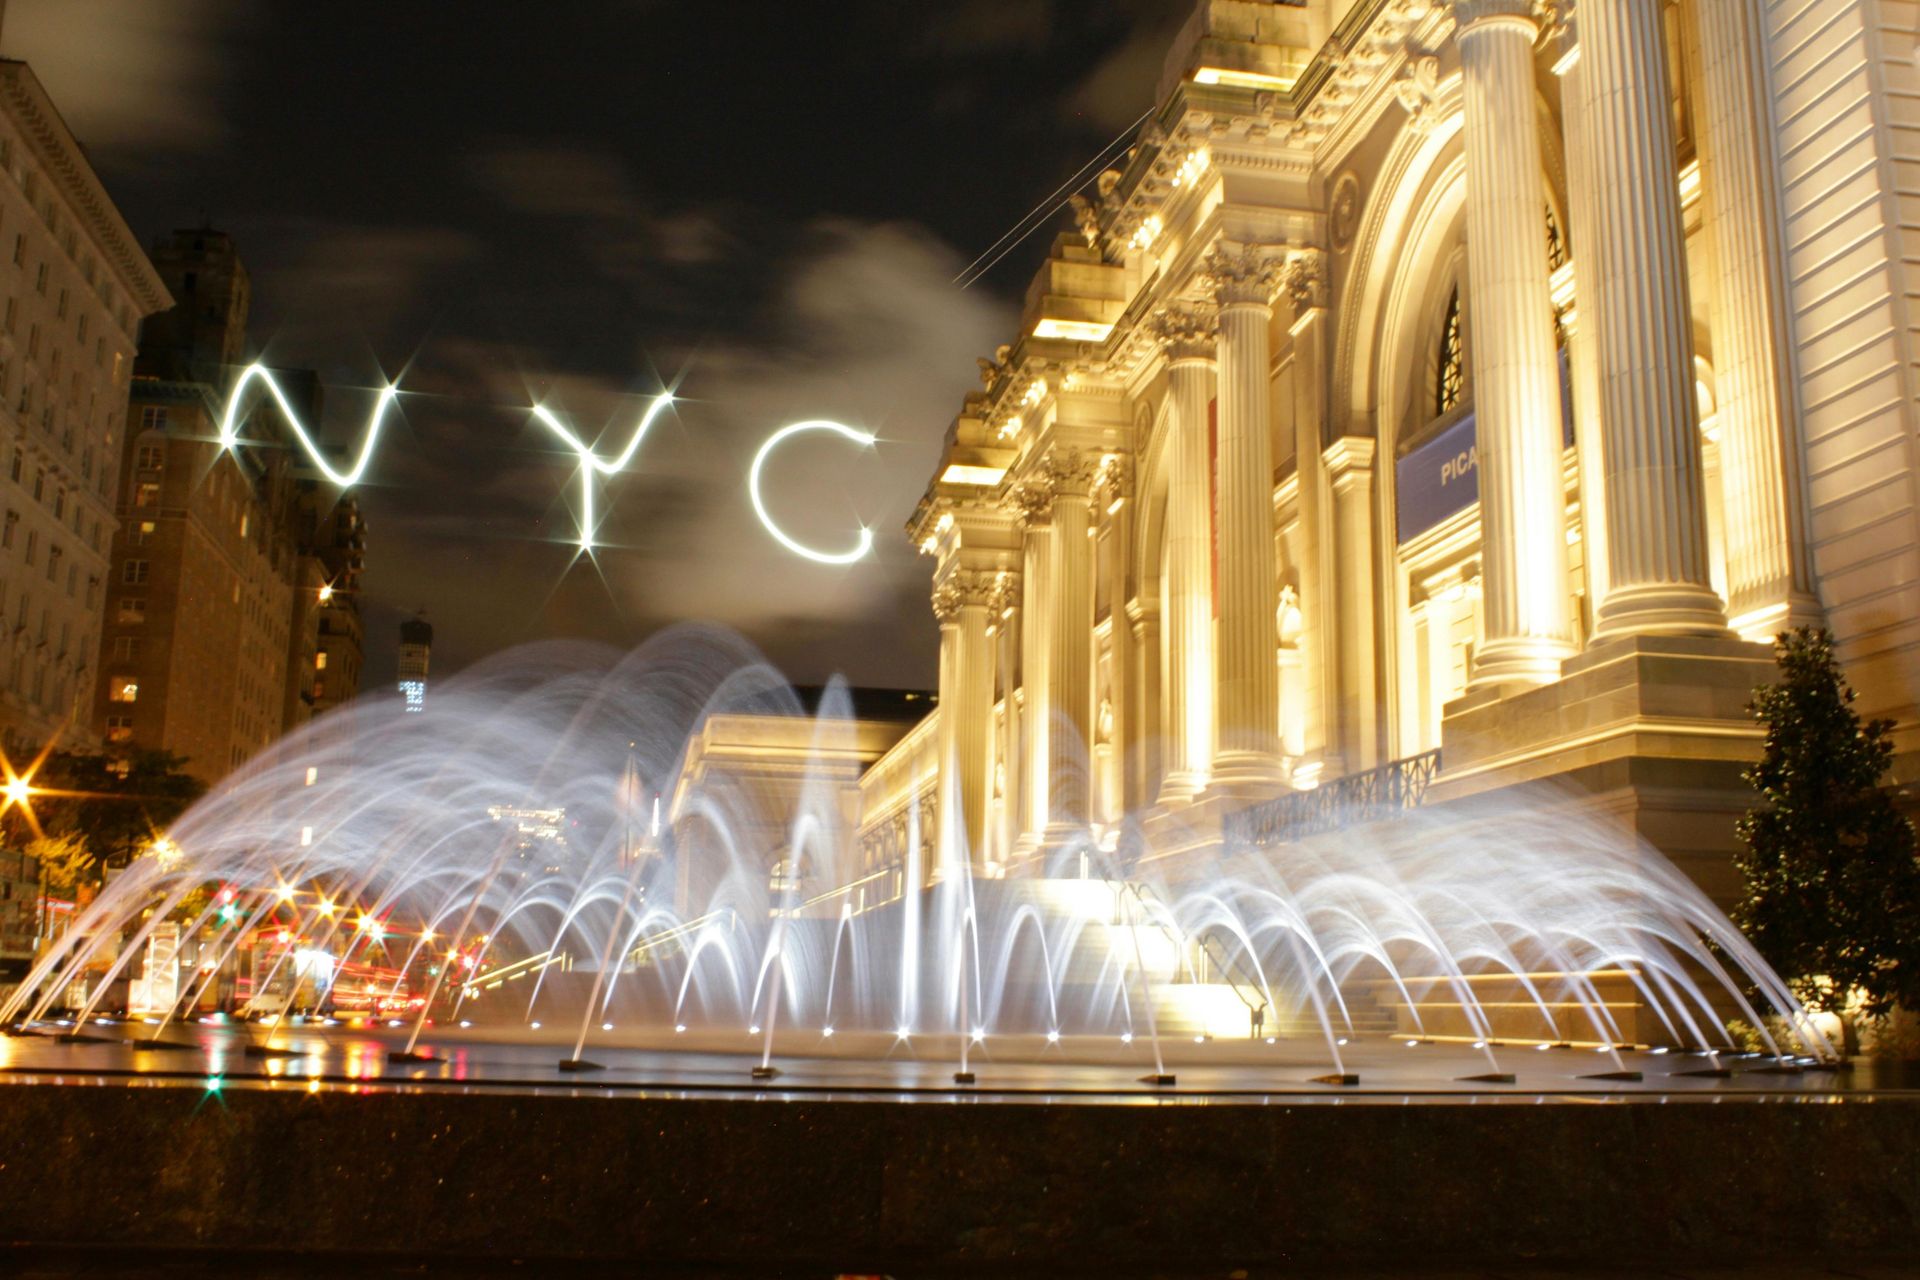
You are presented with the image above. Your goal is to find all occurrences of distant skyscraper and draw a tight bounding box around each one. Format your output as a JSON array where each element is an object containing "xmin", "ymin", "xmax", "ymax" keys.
[{"xmin": 397, "ymin": 612, "xmax": 431, "ymax": 713}]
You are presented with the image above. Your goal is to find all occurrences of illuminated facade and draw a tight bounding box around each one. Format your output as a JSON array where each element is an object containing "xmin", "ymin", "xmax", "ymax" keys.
[
  {"xmin": 872, "ymin": 0, "xmax": 1920, "ymax": 901},
  {"xmin": 0, "ymin": 61, "xmax": 169, "ymax": 755}
]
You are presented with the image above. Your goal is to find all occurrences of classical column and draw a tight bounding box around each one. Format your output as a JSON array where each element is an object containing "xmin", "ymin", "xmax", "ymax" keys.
[
  {"xmin": 989, "ymin": 570, "xmax": 1022, "ymax": 870},
  {"xmin": 1689, "ymin": 0, "xmax": 1822, "ymax": 635},
  {"xmin": 1324, "ymin": 437, "xmax": 1379, "ymax": 768},
  {"xmin": 1575, "ymin": 0, "xmax": 1728, "ymax": 638},
  {"xmin": 1150, "ymin": 305, "xmax": 1218, "ymax": 803},
  {"xmin": 1551, "ymin": 32, "xmax": 1612, "ymax": 624},
  {"xmin": 1045, "ymin": 450, "xmax": 1098, "ymax": 838},
  {"xmin": 1011, "ymin": 482, "xmax": 1053, "ymax": 846},
  {"xmin": 1204, "ymin": 244, "xmax": 1285, "ymax": 786},
  {"xmin": 1095, "ymin": 456, "xmax": 1136, "ymax": 814},
  {"xmin": 1285, "ymin": 254, "xmax": 1335, "ymax": 768},
  {"xmin": 1127, "ymin": 597, "xmax": 1162, "ymax": 810},
  {"xmin": 932, "ymin": 570, "xmax": 994, "ymax": 869},
  {"xmin": 1453, "ymin": 0, "xmax": 1577, "ymax": 686}
]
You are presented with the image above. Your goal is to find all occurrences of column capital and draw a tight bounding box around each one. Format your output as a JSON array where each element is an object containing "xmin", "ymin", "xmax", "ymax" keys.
[
  {"xmin": 932, "ymin": 568, "xmax": 997, "ymax": 623},
  {"xmin": 987, "ymin": 569, "xmax": 1022, "ymax": 618},
  {"xmin": 1282, "ymin": 249, "xmax": 1329, "ymax": 313},
  {"xmin": 1202, "ymin": 243, "xmax": 1286, "ymax": 308},
  {"xmin": 1093, "ymin": 452, "xmax": 1133, "ymax": 513},
  {"xmin": 1040, "ymin": 447, "xmax": 1101, "ymax": 499},
  {"xmin": 1005, "ymin": 476, "xmax": 1055, "ymax": 527},
  {"xmin": 1322, "ymin": 434, "xmax": 1377, "ymax": 481},
  {"xmin": 1146, "ymin": 304, "xmax": 1219, "ymax": 363},
  {"xmin": 1451, "ymin": 0, "xmax": 1545, "ymax": 34}
]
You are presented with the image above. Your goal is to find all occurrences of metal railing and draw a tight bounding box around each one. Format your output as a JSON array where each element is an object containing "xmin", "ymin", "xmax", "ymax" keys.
[
  {"xmin": 1117, "ymin": 880, "xmax": 1267, "ymax": 1024},
  {"xmin": 1225, "ymin": 749, "xmax": 1441, "ymax": 851},
  {"xmin": 627, "ymin": 907, "xmax": 737, "ymax": 967}
]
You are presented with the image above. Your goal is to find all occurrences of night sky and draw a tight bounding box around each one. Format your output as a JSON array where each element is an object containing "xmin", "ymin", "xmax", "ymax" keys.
[{"xmin": 6, "ymin": 1, "xmax": 1178, "ymax": 690}]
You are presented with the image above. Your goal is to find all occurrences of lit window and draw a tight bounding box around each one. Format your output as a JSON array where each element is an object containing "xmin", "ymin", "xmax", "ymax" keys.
[
  {"xmin": 315, "ymin": 651, "xmax": 327, "ymax": 670},
  {"xmin": 108, "ymin": 677, "xmax": 137, "ymax": 703},
  {"xmin": 105, "ymin": 714, "xmax": 132, "ymax": 743},
  {"xmin": 134, "ymin": 482, "xmax": 159, "ymax": 507},
  {"xmin": 1437, "ymin": 287, "xmax": 1464, "ymax": 417}
]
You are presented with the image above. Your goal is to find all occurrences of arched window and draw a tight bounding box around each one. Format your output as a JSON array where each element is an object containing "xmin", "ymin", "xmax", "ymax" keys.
[
  {"xmin": 1545, "ymin": 206, "xmax": 1568, "ymax": 272},
  {"xmin": 1436, "ymin": 287, "xmax": 1464, "ymax": 417}
]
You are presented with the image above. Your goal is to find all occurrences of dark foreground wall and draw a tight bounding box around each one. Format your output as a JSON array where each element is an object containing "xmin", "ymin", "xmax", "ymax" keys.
[{"xmin": 2, "ymin": 1085, "xmax": 1918, "ymax": 1273}]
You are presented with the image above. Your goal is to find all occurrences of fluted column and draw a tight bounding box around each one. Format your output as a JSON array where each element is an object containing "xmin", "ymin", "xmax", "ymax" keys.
[
  {"xmin": 1011, "ymin": 483, "xmax": 1053, "ymax": 847},
  {"xmin": 1454, "ymin": 0, "xmax": 1577, "ymax": 686},
  {"xmin": 1205, "ymin": 245, "xmax": 1286, "ymax": 785},
  {"xmin": 1551, "ymin": 31, "xmax": 1612, "ymax": 624},
  {"xmin": 1285, "ymin": 256, "xmax": 1335, "ymax": 768},
  {"xmin": 1576, "ymin": 0, "xmax": 1728, "ymax": 638},
  {"xmin": 1151, "ymin": 306, "xmax": 1218, "ymax": 803},
  {"xmin": 933, "ymin": 570, "xmax": 995, "ymax": 869},
  {"xmin": 1127, "ymin": 597, "xmax": 1162, "ymax": 810},
  {"xmin": 1324, "ymin": 437, "xmax": 1380, "ymax": 768},
  {"xmin": 1690, "ymin": 0, "xmax": 1821, "ymax": 636},
  {"xmin": 989, "ymin": 572, "xmax": 1021, "ymax": 871},
  {"xmin": 1045, "ymin": 450, "xmax": 1098, "ymax": 838},
  {"xmin": 1095, "ymin": 456, "xmax": 1135, "ymax": 814}
]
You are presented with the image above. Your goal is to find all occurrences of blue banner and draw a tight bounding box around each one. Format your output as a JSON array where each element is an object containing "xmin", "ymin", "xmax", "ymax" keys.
[
  {"xmin": 1395, "ymin": 361, "xmax": 1576, "ymax": 545},
  {"xmin": 1396, "ymin": 411, "xmax": 1480, "ymax": 544}
]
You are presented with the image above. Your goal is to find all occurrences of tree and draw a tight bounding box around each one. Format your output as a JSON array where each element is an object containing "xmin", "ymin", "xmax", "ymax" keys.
[
  {"xmin": 1734, "ymin": 627, "xmax": 1920, "ymax": 1019},
  {"xmin": 6, "ymin": 750, "xmax": 206, "ymax": 870},
  {"xmin": 30, "ymin": 831, "xmax": 94, "ymax": 899}
]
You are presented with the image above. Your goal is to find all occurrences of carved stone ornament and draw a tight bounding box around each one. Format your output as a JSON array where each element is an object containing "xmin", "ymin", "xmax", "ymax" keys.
[
  {"xmin": 1330, "ymin": 172, "xmax": 1363, "ymax": 253},
  {"xmin": 1042, "ymin": 447, "xmax": 1101, "ymax": 497},
  {"xmin": 1069, "ymin": 193, "xmax": 1102, "ymax": 247},
  {"xmin": 1282, "ymin": 250, "xmax": 1328, "ymax": 313},
  {"xmin": 1393, "ymin": 55, "xmax": 1442, "ymax": 133},
  {"xmin": 1007, "ymin": 477, "xmax": 1055, "ymax": 526},
  {"xmin": 1146, "ymin": 304, "xmax": 1219, "ymax": 361},
  {"xmin": 988, "ymin": 570, "xmax": 1022, "ymax": 617},
  {"xmin": 932, "ymin": 569, "xmax": 997, "ymax": 623},
  {"xmin": 1202, "ymin": 243, "xmax": 1286, "ymax": 307},
  {"xmin": 1093, "ymin": 453, "xmax": 1134, "ymax": 511}
]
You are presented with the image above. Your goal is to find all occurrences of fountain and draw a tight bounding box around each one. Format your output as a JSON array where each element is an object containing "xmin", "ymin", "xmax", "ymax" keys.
[{"xmin": 2, "ymin": 625, "xmax": 1835, "ymax": 1084}]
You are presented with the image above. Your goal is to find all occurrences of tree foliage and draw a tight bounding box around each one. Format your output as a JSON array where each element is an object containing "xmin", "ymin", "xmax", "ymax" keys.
[
  {"xmin": 3, "ymin": 751, "xmax": 206, "ymax": 886},
  {"xmin": 1734, "ymin": 627, "xmax": 1920, "ymax": 1018},
  {"xmin": 29, "ymin": 831, "xmax": 93, "ymax": 899}
]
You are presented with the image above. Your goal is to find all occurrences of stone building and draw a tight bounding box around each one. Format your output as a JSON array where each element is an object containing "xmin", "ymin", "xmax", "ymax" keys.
[
  {"xmin": 0, "ymin": 62, "xmax": 168, "ymax": 755},
  {"xmin": 93, "ymin": 230, "xmax": 366, "ymax": 783},
  {"xmin": 874, "ymin": 0, "xmax": 1920, "ymax": 902}
]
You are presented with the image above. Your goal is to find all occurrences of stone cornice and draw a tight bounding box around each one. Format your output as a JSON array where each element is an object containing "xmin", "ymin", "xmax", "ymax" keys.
[{"xmin": 0, "ymin": 62, "xmax": 171, "ymax": 316}]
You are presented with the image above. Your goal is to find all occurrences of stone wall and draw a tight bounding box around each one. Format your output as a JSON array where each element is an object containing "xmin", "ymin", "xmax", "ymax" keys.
[{"xmin": 1, "ymin": 1083, "xmax": 1915, "ymax": 1271}]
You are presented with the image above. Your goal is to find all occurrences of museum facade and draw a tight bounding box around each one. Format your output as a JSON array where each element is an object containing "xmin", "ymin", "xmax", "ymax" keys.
[{"xmin": 850, "ymin": 0, "xmax": 1920, "ymax": 901}]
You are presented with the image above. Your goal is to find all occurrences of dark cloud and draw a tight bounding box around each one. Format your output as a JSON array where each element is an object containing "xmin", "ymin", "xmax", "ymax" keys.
[
  {"xmin": 23, "ymin": 1, "xmax": 1151, "ymax": 690},
  {"xmin": 4, "ymin": 0, "xmax": 250, "ymax": 164}
]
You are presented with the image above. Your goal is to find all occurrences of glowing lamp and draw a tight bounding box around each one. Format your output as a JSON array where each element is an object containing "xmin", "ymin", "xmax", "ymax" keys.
[
  {"xmin": 938, "ymin": 463, "xmax": 1006, "ymax": 487},
  {"xmin": 1031, "ymin": 318, "xmax": 1114, "ymax": 343},
  {"xmin": 1191, "ymin": 66, "xmax": 1296, "ymax": 91}
]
